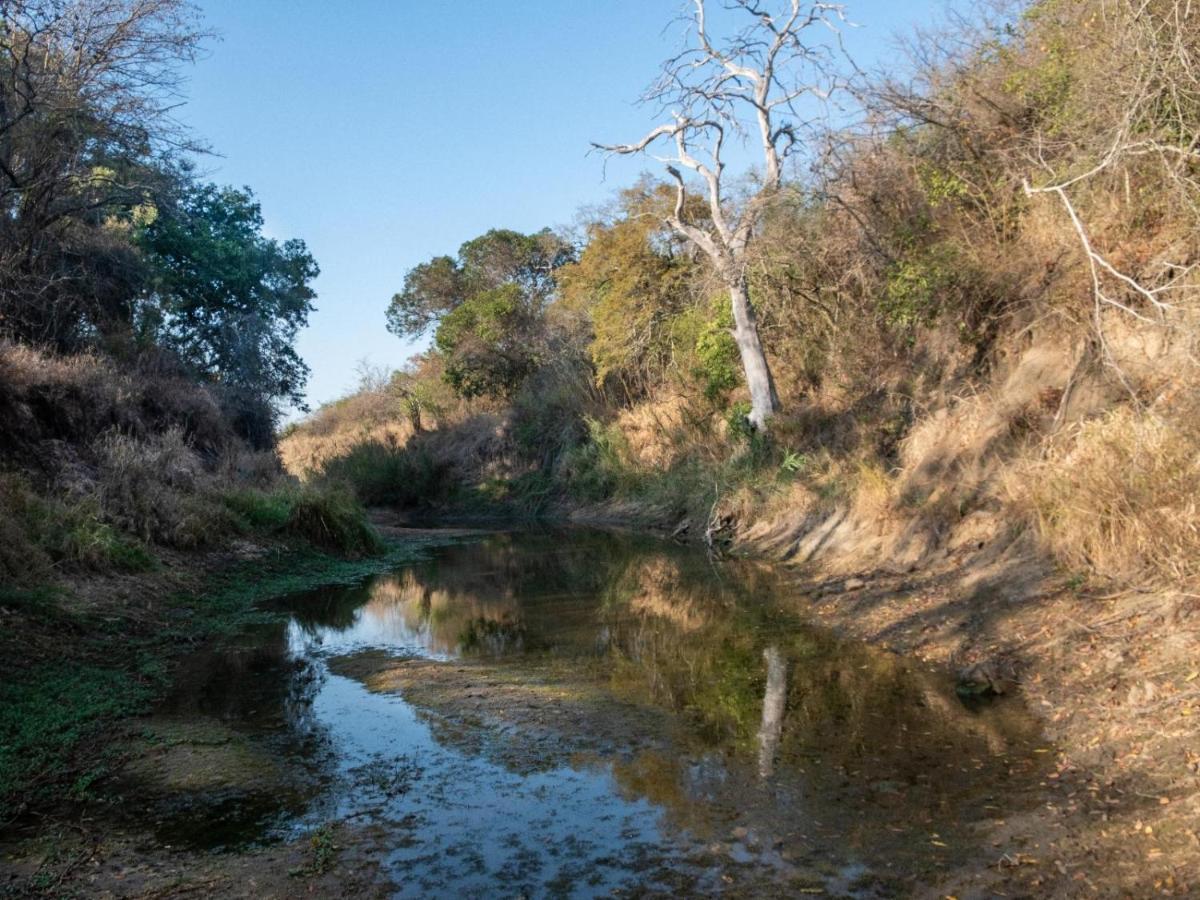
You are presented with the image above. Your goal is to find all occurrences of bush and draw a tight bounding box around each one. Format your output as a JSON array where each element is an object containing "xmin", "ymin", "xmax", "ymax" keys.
[
  {"xmin": 319, "ymin": 441, "xmax": 448, "ymax": 507},
  {"xmin": 282, "ymin": 485, "xmax": 384, "ymax": 556},
  {"xmin": 95, "ymin": 427, "xmax": 221, "ymax": 548},
  {"xmin": 224, "ymin": 484, "xmax": 383, "ymax": 557},
  {"xmin": 558, "ymin": 418, "xmax": 637, "ymax": 502},
  {"xmin": 0, "ymin": 474, "xmax": 154, "ymax": 581},
  {"xmin": 223, "ymin": 487, "xmax": 294, "ymax": 532}
]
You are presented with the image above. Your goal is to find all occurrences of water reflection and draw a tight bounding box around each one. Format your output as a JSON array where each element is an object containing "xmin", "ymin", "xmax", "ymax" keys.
[
  {"xmin": 144, "ymin": 530, "xmax": 1049, "ymax": 895},
  {"xmin": 758, "ymin": 646, "xmax": 787, "ymax": 779}
]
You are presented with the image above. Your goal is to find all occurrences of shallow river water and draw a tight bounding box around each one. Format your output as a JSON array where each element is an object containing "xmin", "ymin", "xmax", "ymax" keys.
[{"xmin": 127, "ymin": 530, "xmax": 1050, "ymax": 897}]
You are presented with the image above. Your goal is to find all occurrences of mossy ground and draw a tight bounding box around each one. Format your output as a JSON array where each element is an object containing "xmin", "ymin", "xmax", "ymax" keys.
[{"xmin": 0, "ymin": 535, "xmax": 438, "ymax": 825}]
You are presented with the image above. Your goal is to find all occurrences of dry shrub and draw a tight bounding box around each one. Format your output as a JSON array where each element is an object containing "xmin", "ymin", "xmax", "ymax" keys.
[
  {"xmin": 851, "ymin": 460, "xmax": 897, "ymax": 523},
  {"xmin": 1009, "ymin": 404, "xmax": 1200, "ymax": 586},
  {"xmin": 413, "ymin": 412, "xmax": 514, "ymax": 482},
  {"xmin": 0, "ymin": 341, "xmax": 234, "ymax": 466},
  {"xmin": 214, "ymin": 446, "xmax": 282, "ymax": 488},
  {"xmin": 95, "ymin": 427, "xmax": 219, "ymax": 547}
]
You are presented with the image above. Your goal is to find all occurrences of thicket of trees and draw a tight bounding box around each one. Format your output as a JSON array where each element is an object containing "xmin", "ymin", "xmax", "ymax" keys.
[
  {"xmin": 363, "ymin": 0, "xmax": 1199, "ymax": 430},
  {"xmin": 0, "ymin": 0, "xmax": 318, "ymax": 443},
  {"xmin": 287, "ymin": 0, "xmax": 1200, "ymax": 587}
]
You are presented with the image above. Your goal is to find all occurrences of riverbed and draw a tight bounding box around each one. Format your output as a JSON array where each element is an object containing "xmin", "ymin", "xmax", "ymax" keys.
[{"xmin": 28, "ymin": 529, "xmax": 1054, "ymax": 897}]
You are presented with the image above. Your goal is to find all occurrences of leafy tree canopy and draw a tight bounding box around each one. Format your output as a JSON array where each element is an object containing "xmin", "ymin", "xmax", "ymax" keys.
[
  {"xmin": 558, "ymin": 184, "xmax": 699, "ymax": 393},
  {"xmin": 138, "ymin": 182, "xmax": 319, "ymax": 436},
  {"xmin": 386, "ymin": 228, "xmax": 573, "ymax": 341},
  {"xmin": 386, "ymin": 228, "xmax": 574, "ymax": 399}
]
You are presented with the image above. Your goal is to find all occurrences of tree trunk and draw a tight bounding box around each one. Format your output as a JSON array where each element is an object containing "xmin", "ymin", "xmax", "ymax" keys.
[{"xmin": 729, "ymin": 275, "xmax": 780, "ymax": 430}]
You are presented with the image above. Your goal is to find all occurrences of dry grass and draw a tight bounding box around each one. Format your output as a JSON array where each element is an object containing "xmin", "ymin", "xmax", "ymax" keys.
[
  {"xmin": 280, "ymin": 421, "xmax": 413, "ymax": 479},
  {"xmin": 94, "ymin": 427, "xmax": 219, "ymax": 548},
  {"xmin": 1009, "ymin": 402, "xmax": 1200, "ymax": 587}
]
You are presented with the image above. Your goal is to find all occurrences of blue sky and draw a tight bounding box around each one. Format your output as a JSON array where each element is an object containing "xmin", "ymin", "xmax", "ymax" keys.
[{"xmin": 180, "ymin": 1, "xmax": 937, "ymax": 413}]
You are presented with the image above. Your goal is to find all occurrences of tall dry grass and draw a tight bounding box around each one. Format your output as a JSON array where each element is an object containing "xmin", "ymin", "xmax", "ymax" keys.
[{"xmin": 1009, "ymin": 403, "xmax": 1200, "ymax": 587}]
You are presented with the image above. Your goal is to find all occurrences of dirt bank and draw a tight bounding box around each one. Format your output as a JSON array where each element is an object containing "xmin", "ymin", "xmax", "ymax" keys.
[{"xmin": 721, "ymin": 510, "xmax": 1199, "ymax": 897}]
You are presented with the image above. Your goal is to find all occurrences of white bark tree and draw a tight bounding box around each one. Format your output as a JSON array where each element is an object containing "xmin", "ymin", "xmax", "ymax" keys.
[{"xmin": 596, "ymin": 0, "xmax": 850, "ymax": 430}]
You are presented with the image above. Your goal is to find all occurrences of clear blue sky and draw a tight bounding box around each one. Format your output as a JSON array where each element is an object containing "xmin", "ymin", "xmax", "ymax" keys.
[{"xmin": 180, "ymin": 1, "xmax": 936, "ymax": 413}]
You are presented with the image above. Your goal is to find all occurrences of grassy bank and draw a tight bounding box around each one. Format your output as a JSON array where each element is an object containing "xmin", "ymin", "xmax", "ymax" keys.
[{"xmin": 0, "ymin": 533, "xmax": 435, "ymax": 825}]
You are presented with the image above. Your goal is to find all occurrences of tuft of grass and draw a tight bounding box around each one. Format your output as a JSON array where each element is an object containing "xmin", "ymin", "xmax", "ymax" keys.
[
  {"xmin": 1011, "ymin": 405, "xmax": 1200, "ymax": 587},
  {"xmin": 224, "ymin": 484, "xmax": 385, "ymax": 557},
  {"xmin": 283, "ymin": 485, "xmax": 385, "ymax": 556},
  {"xmin": 0, "ymin": 474, "xmax": 155, "ymax": 580},
  {"xmin": 223, "ymin": 487, "xmax": 295, "ymax": 532}
]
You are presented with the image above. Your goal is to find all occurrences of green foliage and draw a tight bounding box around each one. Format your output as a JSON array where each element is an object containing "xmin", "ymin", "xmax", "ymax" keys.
[
  {"xmin": 0, "ymin": 1, "xmax": 206, "ymax": 348},
  {"xmin": 388, "ymin": 228, "xmax": 572, "ymax": 342},
  {"xmin": 559, "ymin": 418, "xmax": 634, "ymax": 502},
  {"xmin": 386, "ymin": 254, "xmax": 464, "ymax": 337},
  {"xmin": 1001, "ymin": 23, "xmax": 1076, "ymax": 131},
  {"xmin": 224, "ymin": 484, "xmax": 384, "ymax": 557},
  {"xmin": 881, "ymin": 243, "xmax": 963, "ymax": 332},
  {"xmin": 223, "ymin": 487, "xmax": 295, "ymax": 532},
  {"xmin": 557, "ymin": 188, "xmax": 697, "ymax": 392},
  {"xmin": 0, "ymin": 474, "xmax": 155, "ymax": 580},
  {"xmin": 435, "ymin": 284, "xmax": 540, "ymax": 399},
  {"xmin": 917, "ymin": 163, "xmax": 971, "ymax": 206},
  {"xmin": 0, "ymin": 664, "xmax": 155, "ymax": 819},
  {"xmin": 388, "ymin": 228, "xmax": 573, "ymax": 400},
  {"xmin": 283, "ymin": 486, "xmax": 383, "ymax": 556},
  {"xmin": 725, "ymin": 401, "xmax": 757, "ymax": 443},
  {"xmin": 291, "ymin": 823, "xmax": 340, "ymax": 878},
  {"xmin": 318, "ymin": 442, "xmax": 448, "ymax": 507},
  {"xmin": 689, "ymin": 299, "xmax": 741, "ymax": 402},
  {"xmin": 780, "ymin": 450, "xmax": 809, "ymax": 475},
  {"xmin": 57, "ymin": 513, "xmax": 157, "ymax": 573},
  {"xmin": 138, "ymin": 182, "xmax": 319, "ymax": 444}
]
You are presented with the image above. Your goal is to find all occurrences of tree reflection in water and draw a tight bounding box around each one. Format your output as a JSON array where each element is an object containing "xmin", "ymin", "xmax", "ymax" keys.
[
  {"xmin": 305, "ymin": 532, "xmax": 1048, "ymax": 850},
  {"xmin": 143, "ymin": 530, "xmax": 1051, "ymax": 891}
]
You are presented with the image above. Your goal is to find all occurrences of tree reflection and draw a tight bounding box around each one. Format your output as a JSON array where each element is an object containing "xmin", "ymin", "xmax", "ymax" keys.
[{"xmin": 757, "ymin": 646, "xmax": 787, "ymax": 779}]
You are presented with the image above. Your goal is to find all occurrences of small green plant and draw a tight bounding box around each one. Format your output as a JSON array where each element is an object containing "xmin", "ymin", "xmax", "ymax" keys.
[
  {"xmin": 692, "ymin": 299, "xmax": 741, "ymax": 402},
  {"xmin": 725, "ymin": 401, "xmax": 755, "ymax": 442},
  {"xmin": 291, "ymin": 823, "xmax": 339, "ymax": 877},
  {"xmin": 780, "ymin": 450, "xmax": 809, "ymax": 475},
  {"xmin": 881, "ymin": 244, "xmax": 959, "ymax": 332}
]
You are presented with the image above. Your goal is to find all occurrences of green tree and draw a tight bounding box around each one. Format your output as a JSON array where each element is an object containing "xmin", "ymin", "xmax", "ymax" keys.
[
  {"xmin": 138, "ymin": 183, "xmax": 318, "ymax": 444},
  {"xmin": 557, "ymin": 184, "xmax": 699, "ymax": 397},
  {"xmin": 386, "ymin": 228, "xmax": 573, "ymax": 399}
]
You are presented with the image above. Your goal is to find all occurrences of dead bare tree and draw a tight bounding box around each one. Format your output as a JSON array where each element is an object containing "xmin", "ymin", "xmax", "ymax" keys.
[{"xmin": 595, "ymin": 0, "xmax": 852, "ymax": 431}]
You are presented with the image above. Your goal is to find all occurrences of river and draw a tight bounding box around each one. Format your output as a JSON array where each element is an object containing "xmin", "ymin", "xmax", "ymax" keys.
[{"xmin": 115, "ymin": 529, "xmax": 1050, "ymax": 897}]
